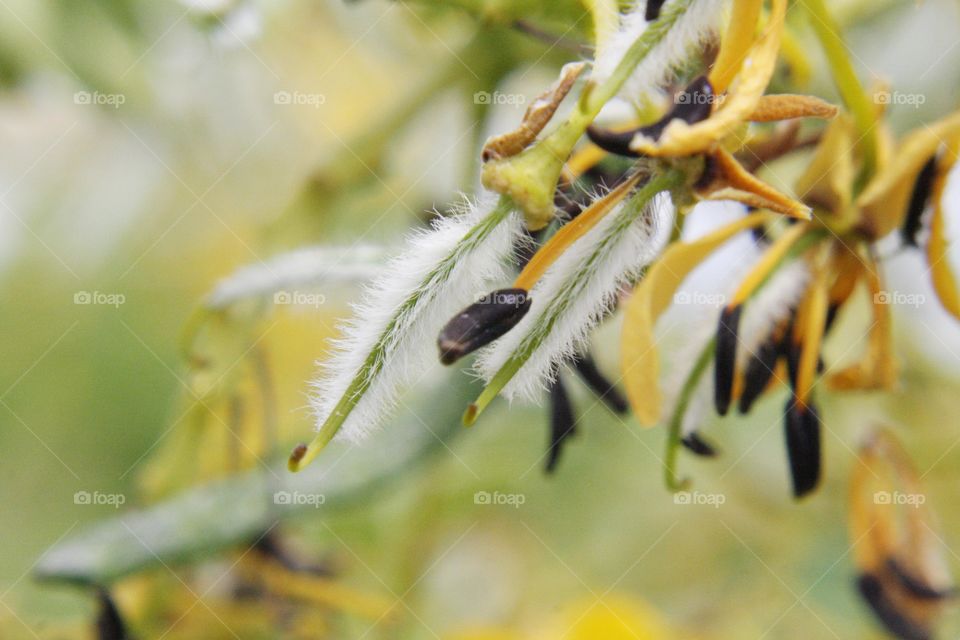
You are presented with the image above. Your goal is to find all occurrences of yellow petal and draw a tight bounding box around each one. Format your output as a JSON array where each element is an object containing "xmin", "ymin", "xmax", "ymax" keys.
[
  {"xmin": 730, "ymin": 222, "xmax": 809, "ymax": 306},
  {"xmin": 703, "ymin": 148, "xmax": 812, "ymax": 219},
  {"xmin": 709, "ymin": 0, "xmax": 763, "ymax": 93},
  {"xmin": 632, "ymin": 0, "xmax": 786, "ymax": 157},
  {"xmin": 621, "ymin": 212, "xmax": 770, "ymax": 426},
  {"xmin": 481, "ymin": 62, "xmax": 586, "ymax": 162},
  {"xmin": 927, "ymin": 141, "xmax": 960, "ymax": 320},
  {"xmin": 794, "ymin": 112, "xmax": 856, "ymax": 215},
  {"xmin": 850, "ymin": 429, "xmax": 953, "ymax": 610},
  {"xmin": 828, "ymin": 256, "xmax": 898, "ymax": 391},
  {"xmin": 748, "ymin": 94, "xmax": 838, "ymax": 122},
  {"xmin": 514, "ymin": 173, "xmax": 643, "ymax": 290},
  {"xmin": 793, "ymin": 260, "xmax": 828, "ymax": 407},
  {"xmin": 857, "ymin": 110, "xmax": 960, "ymax": 239}
]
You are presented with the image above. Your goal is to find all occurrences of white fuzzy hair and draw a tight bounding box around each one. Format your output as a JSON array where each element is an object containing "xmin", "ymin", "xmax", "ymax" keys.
[
  {"xmin": 738, "ymin": 258, "xmax": 810, "ymax": 361},
  {"xmin": 476, "ymin": 190, "xmax": 676, "ymax": 402},
  {"xmin": 310, "ymin": 195, "xmax": 522, "ymax": 443},
  {"xmin": 206, "ymin": 245, "xmax": 387, "ymax": 310},
  {"xmin": 592, "ymin": 0, "xmax": 725, "ymax": 108}
]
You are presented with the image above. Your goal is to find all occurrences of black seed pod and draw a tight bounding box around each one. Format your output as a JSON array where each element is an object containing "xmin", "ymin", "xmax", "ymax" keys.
[
  {"xmin": 572, "ymin": 353, "xmax": 629, "ymax": 414},
  {"xmin": 438, "ymin": 288, "xmax": 532, "ymax": 365},
  {"xmin": 681, "ymin": 431, "xmax": 719, "ymax": 457},
  {"xmin": 587, "ymin": 76, "xmax": 715, "ymax": 157},
  {"xmin": 714, "ymin": 305, "xmax": 742, "ymax": 416},
  {"xmin": 902, "ymin": 155, "xmax": 938, "ymax": 248},
  {"xmin": 784, "ymin": 397, "xmax": 821, "ymax": 498},
  {"xmin": 738, "ymin": 337, "xmax": 780, "ymax": 414},
  {"xmin": 856, "ymin": 573, "xmax": 931, "ymax": 640},
  {"xmin": 887, "ymin": 558, "xmax": 955, "ymax": 601},
  {"xmin": 645, "ymin": 0, "xmax": 667, "ymax": 20},
  {"xmin": 96, "ymin": 588, "xmax": 130, "ymax": 640},
  {"xmin": 546, "ymin": 377, "xmax": 576, "ymax": 473}
]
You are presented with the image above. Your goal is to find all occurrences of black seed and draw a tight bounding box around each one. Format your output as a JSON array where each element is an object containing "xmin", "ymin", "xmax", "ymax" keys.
[
  {"xmin": 96, "ymin": 588, "xmax": 130, "ymax": 640},
  {"xmin": 714, "ymin": 306, "xmax": 742, "ymax": 416},
  {"xmin": 587, "ymin": 76, "xmax": 715, "ymax": 157},
  {"xmin": 645, "ymin": 0, "xmax": 667, "ymax": 20},
  {"xmin": 887, "ymin": 557, "xmax": 955, "ymax": 601},
  {"xmin": 572, "ymin": 353, "xmax": 629, "ymax": 414},
  {"xmin": 738, "ymin": 337, "xmax": 780, "ymax": 414},
  {"xmin": 857, "ymin": 573, "xmax": 932, "ymax": 640},
  {"xmin": 546, "ymin": 376, "xmax": 576, "ymax": 473},
  {"xmin": 587, "ymin": 124, "xmax": 641, "ymax": 157},
  {"xmin": 681, "ymin": 431, "xmax": 719, "ymax": 457},
  {"xmin": 902, "ymin": 155, "xmax": 938, "ymax": 248},
  {"xmin": 824, "ymin": 302, "xmax": 841, "ymax": 334},
  {"xmin": 784, "ymin": 397, "xmax": 821, "ymax": 498},
  {"xmin": 438, "ymin": 288, "xmax": 532, "ymax": 365}
]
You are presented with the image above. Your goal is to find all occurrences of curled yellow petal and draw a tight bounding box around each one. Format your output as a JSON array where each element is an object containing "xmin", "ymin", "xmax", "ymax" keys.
[
  {"xmin": 632, "ymin": 0, "xmax": 786, "ymax": 157},
  {"xmin": 857, "ymin": 110, "xmax": 960, "ymax": 239},
  {"xmin": 621, "ymin": 212, "xmax": 770, "ymax": 426},
  {"xmin": 702, "ymin": 148, "xmax": 812, "ymax": 219},
  {"xmin": 748, "ymin": 94, "xmax": 838, "ymax": 122},
  {"xmin": 828, "ymin": 255, "xmax": 898, "ymax": 391},
  {"xmin": 927, "ymin": 142, "xmax": 960, "ymax": 320},
  {"xmin": 850, "ymin": 428, "xmax": 953, "ymax": 637},
  {"xmin": 794, "ymin": 112, "xmax": 855, "ymax": 216}
]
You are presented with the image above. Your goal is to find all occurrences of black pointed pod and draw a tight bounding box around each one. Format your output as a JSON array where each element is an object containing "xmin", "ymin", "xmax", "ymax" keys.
[
  {"xmin": 95, "ymin": 588, "xmax": 130, "ymax": 640},
  {"xmin": 901, "ymin": 155, "xmax": 938, "ymax": 248},
  {"xmin": 572, "ymin": 353, "xmax": 629, "ymax": 414},
  {"xmin": 438, "ymin": 288, "xmax": 531, "ymax": 365},
  {"xmin": 681, "ymin": 431, "xmax": 719, "ymax": 457},
  {"xmin": 645, "ymin": 0, "xmax": 667, "ymax": 20},
  {"xmin": 856, "ymin": 573, "xmax": 932, "ymax": 640},
  {"xmin": 587, "ymin": 76, "xmax": 715, "ymax": 157},
  {"xmin": 546, "ymin": 377, "xmax": 576, "ymax": 473},
  {"xmin": 738, "ymin": 337, "xmax": 780, "ymax": 414},
  {"xmin": 784, "ymin": 397, "xmax": 821, "ymax": 498},
  {"xmin": 714, "ymin": 306, "xmax": 742, "ymax": 416}
]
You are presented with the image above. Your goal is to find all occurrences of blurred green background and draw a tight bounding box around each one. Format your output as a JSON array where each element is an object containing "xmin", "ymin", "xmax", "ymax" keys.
[{"xmin": 1, "ymin": 0, "xmax": 960, "ymax": 638}]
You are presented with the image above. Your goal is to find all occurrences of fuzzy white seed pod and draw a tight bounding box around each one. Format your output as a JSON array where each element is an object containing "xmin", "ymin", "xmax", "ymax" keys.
[
  {"xmin": 477, "ymin": 186, "xmax": 676, "ymax": 402},
  {"xmin": 310, "ymin": 195, "xmax": 523, "ymax": 444}
]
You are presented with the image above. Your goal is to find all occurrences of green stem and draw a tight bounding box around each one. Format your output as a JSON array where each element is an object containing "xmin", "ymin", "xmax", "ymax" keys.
[
  {"xmin": 802, "ymin": 0, "xmax": 877, "ymax": 191},
  {"xmin": 664, "ymin": 338, "xmax": 715, "ymax": 492}
]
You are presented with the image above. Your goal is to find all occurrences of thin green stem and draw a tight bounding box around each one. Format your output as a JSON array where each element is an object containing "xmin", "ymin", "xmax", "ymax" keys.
[
  {"xmin": 664, "ymin": 338, "xmax": 715, "ymax": 492},
  {"xmin": 803, "ymin": 0, "xmax": 877, "ymax": 191}
]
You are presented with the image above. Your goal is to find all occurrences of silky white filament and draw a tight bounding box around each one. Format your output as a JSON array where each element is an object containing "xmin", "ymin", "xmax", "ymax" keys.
[
  {"xmin": 477, "ymin": 189, "xmax": 676, "ymax": 402},
  {"xmin": 310, "ymin": 195, "xmax": 523, "ymax": 443},
  {"xmin": 207, "ymin": 245, "xmax": 387, "ymax": 310},
  {"xmin": 592, "ymin": 0, "xmax": 725, "ymax": 108}
]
